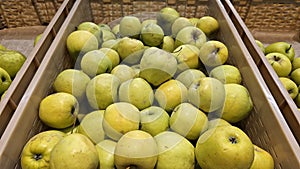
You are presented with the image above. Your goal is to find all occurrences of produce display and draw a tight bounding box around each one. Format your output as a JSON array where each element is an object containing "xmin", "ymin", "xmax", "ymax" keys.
[
  {"xmin": 256, "ymin": 40, "xmax": 300, "ymax": 109},
  {"xmin": 0, "ymin": 45, "xmax": 26, "ymax": 100},
  {"xmin": 20, "ymin": 7, "xmax": 275, "ymax": 169}
]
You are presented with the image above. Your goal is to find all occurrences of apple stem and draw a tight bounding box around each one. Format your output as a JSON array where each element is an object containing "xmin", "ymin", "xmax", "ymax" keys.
[{"xmin": 287, "ymin": 45, "xmax": 292, "ymax": 53}]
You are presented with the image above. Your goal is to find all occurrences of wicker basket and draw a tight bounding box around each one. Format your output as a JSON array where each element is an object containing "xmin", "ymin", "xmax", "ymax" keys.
[{"xmin": 0, "ymin": 0, "xmax": 299, "ymax": 169}]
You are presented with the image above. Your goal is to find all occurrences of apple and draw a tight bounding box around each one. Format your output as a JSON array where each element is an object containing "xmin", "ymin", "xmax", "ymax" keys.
[
  {"xmin": 188, "ymin": 77, "xmax": 225, "ymax": 113},
  {"xmin": 159, "ymin": 36, "xmax": 175, "ymax": 52},
  {"xmin": 155, "ymin": 79, "xmax": 188, "ymax": 113},
  {"xmin": 0, "ymin": 67, "xmax": 12, "ymax": 95},
  {"xmin": 77, "ymin": 110, "xmax": 106, "ymax": 144},
  {"xmin": 199, "ymin": 40, "xmax": 229, "ymax": 67},
  {"xmin": 207, "ymin": 118, "xmax": 231, "ymax": 130},
  {"xmin": 169, "ymin": 102, "xmax": 208, "ymax": 140},
  {"xmin": 209, "ymin": 64, "xmax": 242, "ymax": 84},
  {"xmin": 114, "ymin": 130, "xmax": 158, "ymax": 169},
  {"xmin": 221, "ymin": 83, "xmax": 253, "ymax": 123},
  {"xmin": 265, "ymin": 41, "xmax": 295, "ymax": 61},
  {"xmin": 95, "ymin": 139, "xmax": 117, "ymax": 169},
  {"xmin": 77, "ymin": 21, "xmax": 102, "ymax": 43},
  {"xmin": 171, "ymin": 17, "xmax": 193, "ymax": 37},
  {"xmin": 172, "ymin": 44, "xmax": 200, "ymax": 73},
  {"xmin": 188, "ymin": 17, "xmax": 199, "ymax": 26},
  {"xmin": 175, "ymin": 69, "xmax": 206, "ymax": 88},
  {"xmin": 53, "ymin": 69, "xmax": 90, "ymax": 100},
  {"xmin": 101, "ymin": 39, "xmax": 120, "ymax": 49},
  {"xmin": 195, "ymin": 125, "xmax": 254, "ymax": 169},
  {"xmin": 102, "ymin": 102, "xmax": 140, "ymax": 141},
  {"xmin": 66, "ymin": 30, "xmax": 99, "ymax": 60},
  {"xmin": 119, "ymin": 16, "xmax": 142, "ymax": 38},
  {"xmin": 174, "ymin": 26, "xmax": 207, "ymax": 49},
  {"xmin": 255, "ymin": 40, "xmax": 265, "ymax": 54},
  {"xmin": 156, "ymin": 7, "xmax": 180, "ymax": 36},
  {"xmin": 110, "ymin": 64, "xmax": 136, "ymax": 83},
  {"xmin": 294, "ymin": 85, "xmax": 300, "ymax": 107},
  {"xmin": 98, "ymin": 23, "xmax": 111, "ymax": 31},
  {"xmin": 140, "ymin": 23, "xmax": 164, "ymax": 47},
  {"xmin": 139, "ymin": 47, "xmax": 177, "ymax": 87},
  {"xmin": 292, "ymin": 57, "xmax": 300, "ymax": 70},
  {"xmin": 99, "ymin": 29, "xmax": 116, "ymax": 46},
  {"xmin": 290, "ymin": 68, "xmax": 300, "ymax": 85},
  {"xmin": 116, "ymin": 37, "xmax": 144, "ymax": 63},
  {"xmin": 279, "ymin": 77, "xmax": 299, "ymax": 99},
  {"xmin": 250, "ymin": 145, "xmax": 274, "ymax": 169},
  {"xmin": 98, "ymin": 47, "xmax": 120, "ymax": 69},
  {"xmin": 118, "ymin": 77, "xmax": 154, "ymax": 110},
  {"xmin": 154, "ymin": 131, "xmax": 195, "ymax": 169},
  {"xmin": 39, "ymin": 92, "xmax": 79, "ymax": 129},
  {"xmin": 21, "ymin": 130, "xmax": 66, "ymax": 169},
  {"xmin": 196, "ymin": 16, "xmax": 219, "ymax": 37},
  {"xmin": 140, "ymin": 106, "xmax": 170, "ymax": 136},
  {"xmin": 265, "ymin": 52, "xmax": 292, "ymax": 77},
  {"xmin": 50, "ymin": 133, "xmax": 99, "ymax": 169},
  {"xmin": 34, "ymin": 33, "xmax": 43, "ymax": 46},
  {"xmin": 141, "ymin": 19, "xmax": 157, "ymax": 28},
  {"xmin": 0, "ymin": 49, "xmax": 26, "ymax": 78},
  {"xmin": 86, "ymin": 73, "xmax": 120, "ymax": 110}
]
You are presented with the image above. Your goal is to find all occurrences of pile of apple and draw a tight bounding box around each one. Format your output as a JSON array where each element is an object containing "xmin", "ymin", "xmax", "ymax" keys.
[
  {"xmin": 256, "ymin": 40, "xmax": 300, "ymax": 109},
  {"xmin": 20, "ymin": 7, "xmax": 275, "ymax": 169},
  {"xmin": 0, "ymin": 44, "xmax": 26, "ymax": 100}
]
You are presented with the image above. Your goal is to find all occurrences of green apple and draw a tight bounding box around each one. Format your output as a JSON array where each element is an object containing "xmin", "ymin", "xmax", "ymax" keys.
[
  {"xmin": 188, "ymin": 77, "xmax": 225, "ymax": 113},
  {"xmin": 0, "ymin": 67, "xmax": 12, "ymax": 95},
  {"xmin": 294, "ymin": 86, "xmax": 300, "ymax": 107},
  {"xmin": 140, "ymin": 106, "xmax": 170, "ymax": 136},
  {"xmin": 34, "ymin": 33, "xmax": 43, "ymax": 46},
  {"xmin": 154, "ymin": 131, "xmax": 195, "ymax": 169},
  {"xmin": 77, "ymin": 110, "xmax": 105, "ymax": 144},
  {"xmin": 39, "ymin": 92, "xmax": 79, "ymax": 129},
  {"xmin": 171, "ymin": 17, "xmax": 193, "ymax": 37},
  {"xmin": 188, "ymin": 17, "xmax": 199, "ymax": 26},
  {"xmin": 155, "ymin": 79, "xmax": 188, "ymax": 113},
  {"xmin": 1, "ymin": 89, "xmax": 7, "ymax": 101},
  {"xmin": 111, "ymin": 64, "xmax": 136, "ymax": 83},
  {"xmin": 199, "ymin": 40, "xmax": 229, "ymax": 67},
  {"xmin": 119, "ymin": 16, "xmax": 142, "ymax": 38},
  {"xmin": 77, "ymin": 21, "xmax": 102, "ymax": 43},
  {"xmin": 195, "ymin": 125, "xmax": 254, "ymax": 169},
  {"xmin": 50, "ymin": 133, "xmax": 99, "ymax": 169},
  {"xmin": 95, "ymin": 139, "xmax": 117, "ymax": 169},
  {"xmin": 279, "ymin": 77, "xmax": 299, "ymax": 99},
  {"xmin": 102, "ymin": 102, "xmax": 140, "ymax": 141},
  {"xmin": 174, "ymin": 26, "xmax": 207, "ymax": 49},
  {"xmin": 207, "ymin": 118, "xmax": 231, "ymax": 130},
  {"xmin": 53, "ymin": 69, "xmax": 90, "ymax": 100},
  {"xmin": 21, "ymin": 130, "xmax": 66, "ymax": 169},
  {"xmin": 141, "ymin": 23, "xmax": 164, "ymax": 47},
  {"xmin": 116, "ymin": 37, "xmax": 144, "ymax": 63},
  {"xmin": 169, "ymin": 102, "xmax": 208, "ymax": 140},
  {"xmin": 98, "ymin": 47, "xmax": 120, "ymax": 69},
  {"xmin": 221, "ymin": 84, "xmax": 253, "ymax": 123},
  {"xmin": 290, "ymin": 68, "xmax": 300, "ymax": 85},
  {"xmin": 0, "ymin": 49, "xmax": 26, "ymax": 78},
  {"xmin": 292, "ymin": 57, "xmax": 300, "ymax": 70},
  {"xmin": 141, "ymin": 19, "xmax": 157, "ymax": 28},
  {"xmin": 118, "ymin": 77, "xmax": 154, "ymax": 110},
  {"xmin": 139, "ymin": 47, "xmax": 177, "ymax": 87},
  {"xmin": 196, "ymin": 16, "xmax": 219, "ymax": 37},
  {"xmin": 114, "ymin": 130, "xmax": 158, "ymax": 169},
  {"xmin": 101, "ymin": 39, "xmax": 120, "ymax": 49},
  {"xmin": 250, "ymin": 145, "xmax": 274, "ymax": 169},
  {"xmin": 175, "ymin": 69, "xmax": 206, "ymax": 88},
  {"xmin": 265, "ymin": 41, "xmax": 295, "ymax": 61},
  {"xmin": 98, "ymin": 23, "xmax": 111, "ymax": 31},
  {"xmin": 156, "ymin": 7, "xmax": 180, "ymax": 36},
  {"xmin": 111, "ymin": 24, "xmax": 120, "ymax": 37},
  {"xmin": 81, "ymin": 50, "xmax": 113, "ymax": 77},
  {"xmin": 265, "ymin": 52, "xmax": 292, "ymax": 77},
  {"xmin": 209, "ymin": 64, "xmax": 242, "ymax": 84},
  {"xmin": 86, "ymin": 73, "xmax": 120, "ymax": 110},
  {"xmin": 255, "ymin": 40, "xmax": 265, "ymax": 54},
  {"xmin": 159, "ymin": 36, "xmax": 175, "ymax": 52},
  {"xmin": 66, "ymin": 30, "xmax": 99, "ymax": 60},
  {"xmin": 172, "ymin": 44, "xmax": 200, "ymax": 73}
]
